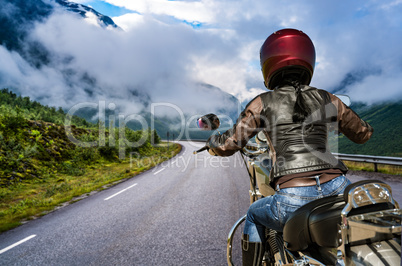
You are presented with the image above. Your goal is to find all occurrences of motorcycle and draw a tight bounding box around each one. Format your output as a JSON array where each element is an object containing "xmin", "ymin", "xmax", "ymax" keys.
[{"xmin": 194, "ymin": 113, "xmax": 401, "ymax": 266}]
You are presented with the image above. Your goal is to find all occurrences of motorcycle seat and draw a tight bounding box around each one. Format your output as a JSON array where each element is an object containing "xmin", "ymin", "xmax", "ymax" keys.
[
  {"xmin": 282, "ymin": 194, "xmax": 345, "ymax": 251},
  {"xmin": 282, "ymin": 180, "xmax": 397, "ymax": 252}
]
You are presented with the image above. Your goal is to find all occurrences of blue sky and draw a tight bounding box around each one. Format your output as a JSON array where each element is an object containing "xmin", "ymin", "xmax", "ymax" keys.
[{"xmin": 79, "ymin": 0, "xmax": 132, "ymax": 17}]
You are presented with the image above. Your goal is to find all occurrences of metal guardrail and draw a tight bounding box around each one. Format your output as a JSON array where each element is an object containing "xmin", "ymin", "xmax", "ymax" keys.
[
  {"xmin": 334, "ymin": 153, "xmax": 402, "ymax": 166},
  {"xmin": 185, "ymin": 140, "xmax": 402, "ymax": 172},
  {"xmin": 334, "ymin": 153, "xmax": 402, "ymax": 172},
  {"xmin": 246, "ymin": 143, "xmax": 402, "ymax": 172}
]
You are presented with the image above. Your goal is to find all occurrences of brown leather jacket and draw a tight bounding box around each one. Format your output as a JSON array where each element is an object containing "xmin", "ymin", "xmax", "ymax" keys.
[{"xmin": 208, "ymin": 85, "xmax": 373, "ymax": 183}]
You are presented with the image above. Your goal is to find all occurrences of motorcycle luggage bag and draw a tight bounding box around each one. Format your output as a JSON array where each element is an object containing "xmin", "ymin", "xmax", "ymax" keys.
[{"xmin": 283, "ymin": 195, "xmax": 345, "ymax": 251}]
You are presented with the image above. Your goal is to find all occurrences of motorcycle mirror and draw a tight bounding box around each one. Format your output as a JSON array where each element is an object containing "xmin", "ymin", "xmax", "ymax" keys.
[
  {"xmin": 196, "ymin": 113, "xmax": 220, "ymax": 131},
  {"xmin": 335, "ymin": 94, "xmax": 351, "ymax": 107}
]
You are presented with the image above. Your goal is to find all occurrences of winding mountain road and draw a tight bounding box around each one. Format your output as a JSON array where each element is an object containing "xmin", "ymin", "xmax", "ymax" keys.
[
  {"xmin": 0, "ymin": 142, "xmax": 250, "ymax": 265},
  {"xmin": 0, "ymin": 141, "xmax": 400, "ymax": 265}
]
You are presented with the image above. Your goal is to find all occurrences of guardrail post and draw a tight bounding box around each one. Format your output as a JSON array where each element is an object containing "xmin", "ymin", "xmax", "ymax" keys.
[
  {"xmin": 167, "ymin": 131, "xmax": 170, "ymax": 148},
  {"xmin": 374, "ymin": 163, "xmax": 378, "ymax": 172}
]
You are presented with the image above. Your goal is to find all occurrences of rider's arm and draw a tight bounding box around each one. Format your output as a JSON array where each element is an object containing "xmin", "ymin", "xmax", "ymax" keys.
[
  {"xmin": 329, "ymin": 93, "xmax": 374, "ymax": 144},
  {"xmin": 208, "ymin": 96, "xmax": 264, "ymax": 156}
]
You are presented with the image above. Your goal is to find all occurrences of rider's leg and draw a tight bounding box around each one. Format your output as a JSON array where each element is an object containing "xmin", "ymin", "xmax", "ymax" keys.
[
  {"xmin": 243, "ymin": 196, "xmax": 282, "ymax": 243},
  {"xmin": 241, "ymin": 175, "xmax": 351, "ymax": 265},
  {"xmin": 241, "ymin": 196, "xmax": 278, "ymax": 266}
]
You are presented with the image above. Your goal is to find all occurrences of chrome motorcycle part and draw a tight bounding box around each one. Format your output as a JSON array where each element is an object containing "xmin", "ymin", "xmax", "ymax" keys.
[
  {"xmin": 346, "ymin": 209, "xmax": 401, "ymax": 243},
  {"xmin": 339, "ymin": 209, "xmax": 401, "ymax": 265},
  {"xmin": 335, "ymin": 250, "xmax": 345, "ymax": 266},
  {"xmin": 339, "ymin": 181, "xmax": 401, "ymax": 266},
  {"xmin": 265, "ymin": 229, "xmax": 290, "ymax": 265},
  {"xmin": 256, "ymin": 131, "xmax": 268, "ymax": 143},
  {"xmin": 342, "ymin": 181, "xmax": 398, "ymax": 218},
  {"xmin": 348, "ymin": 239, "xmax": 401, "ymax": 265},
  {"xmin": 227, "ymin": 215, "xmax": 247, "ymax": 266},
  {"xmin": 293, "ymin": 257, "xmax": 310, "ymax": 266}
]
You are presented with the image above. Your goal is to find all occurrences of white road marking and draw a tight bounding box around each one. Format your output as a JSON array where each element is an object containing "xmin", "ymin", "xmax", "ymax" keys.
[
  {"xmin": 104, "ymin": 183, "xmax": 138, "ymax": 201},
  {"xmin": 153, "ymin": 168, "xmax": 165, "ymax": 175},
  {"xmin": 0, "ymin": 235, "xmax": 36, "ymax": 255}
]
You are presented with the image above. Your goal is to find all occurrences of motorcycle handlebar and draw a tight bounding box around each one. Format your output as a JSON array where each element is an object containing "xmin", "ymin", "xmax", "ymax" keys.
[
  {"xmin": 193, "ymin": 145, "xmax": 208, "ymax": 154},
  {"xmin": 241, "ymin": 146, "xmax": 268, "ymax": 158},
  {"xmin": 193, "ymin": 144, "xmax": 267, "ymax": 156}
]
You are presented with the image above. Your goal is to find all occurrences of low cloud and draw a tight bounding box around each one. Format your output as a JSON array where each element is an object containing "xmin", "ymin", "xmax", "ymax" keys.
[
  {"xmin": 109, "ymin": 0, "xmax": 402, "ymax": 104},
  {"xmin": 0, "ymin": 6, "xmax": 243, "ymax": 119},
  {"xmin": 0, "ymin": 0, "xmax": 401, "ymax": 123}
]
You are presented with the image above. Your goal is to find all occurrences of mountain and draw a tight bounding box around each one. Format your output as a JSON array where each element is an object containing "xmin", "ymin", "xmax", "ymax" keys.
[
  {"xmin": 337, "ymin": 101, "xmax": 402, "ymax": 157},
  {"xmin": 55, "ymin": 0, "xmax": 119, "ymax": 28},
  {"xmin": 0, "ymin": 0, "xmax": 242, "ymax": 140},
  {"xmin": 71, "ymin": 82, "xmax": 241, "ymax": 140},
  {"xmin": 0, "ymin": 0, "xmax": 118, "ymax": 66},
  {"xmin": 326, "ymin": 68, "xmax": 402, "ymax": 157},
  {"xmin": 0, "ymin": 0, "xmax": 51, "ymax": 67}
]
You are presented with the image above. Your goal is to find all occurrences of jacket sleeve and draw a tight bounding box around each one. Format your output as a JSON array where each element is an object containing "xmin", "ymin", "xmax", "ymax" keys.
[
  {"xmin": 208, "ymin": 96, "xmax": 264, "ymax": 156},
  {"xmin": 329, "ymin": 93, "xmax": 374, "ymax": 144}
]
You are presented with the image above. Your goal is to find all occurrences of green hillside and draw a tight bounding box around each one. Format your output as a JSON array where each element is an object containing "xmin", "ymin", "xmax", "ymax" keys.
[
  {"xmin": 0, "ymin": 88, "xmax": 182, "ymax": 232},
  {"xmin": 0, "ymin": 88, "xmax": 165, "ymax": 187},
  {"xmin": 337, "ymin": 101, "xmax": 402, "ymax": 157},
  {"xmin": 0, "ymin": 89, "xmax": 91, "ymax": 127}
]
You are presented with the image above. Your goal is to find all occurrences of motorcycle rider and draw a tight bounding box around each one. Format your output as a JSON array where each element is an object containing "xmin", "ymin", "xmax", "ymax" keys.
[{"xmin": 206, "ymin": 28, "xmax": 373, "ymax": 266}]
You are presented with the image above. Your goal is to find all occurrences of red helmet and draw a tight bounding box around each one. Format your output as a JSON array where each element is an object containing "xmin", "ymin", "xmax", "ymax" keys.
[{"xmin": 260, "ymin": 29, "xmax": 316, "ymax": 89}]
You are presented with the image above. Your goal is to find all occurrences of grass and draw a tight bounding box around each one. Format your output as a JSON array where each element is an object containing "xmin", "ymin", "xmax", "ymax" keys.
[
  {"xmin": 343, "ymin": 160, "xmax": 402, "ymax": 176},
  {"xmin": 0, "ymin": 143, "xmax": 181, "ymax": 233}
]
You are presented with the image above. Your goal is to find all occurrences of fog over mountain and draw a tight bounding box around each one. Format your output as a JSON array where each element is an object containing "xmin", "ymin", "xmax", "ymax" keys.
[
  {"xmin": 105, "ymin": 0, "xmax": 402, "ymax": 105},
  {"xmin": 1, "ymin": 0, "xmax": 402, "ymax": 133},
  {"xmin": 0, "ymin": 0, "xmax": 241, "ymax": 131}
]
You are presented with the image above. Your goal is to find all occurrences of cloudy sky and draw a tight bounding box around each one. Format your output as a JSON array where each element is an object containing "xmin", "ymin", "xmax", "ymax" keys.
[
  {"xmin": 76, "ymin": 0, "xmax": 402, "ymax": 105},
  {"xmin": 1, "ymin": 0, "xmax": 402, "ymax": 119}
]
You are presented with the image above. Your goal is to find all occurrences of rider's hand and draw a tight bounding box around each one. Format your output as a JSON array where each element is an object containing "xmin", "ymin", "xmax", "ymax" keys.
[
  {"xmin": 208, "ymin": 148, "xmax": 218, "ymax": 156},
  {"xmin": 206, "ymin": 135, "xmax": 219, "ymax": 156}
]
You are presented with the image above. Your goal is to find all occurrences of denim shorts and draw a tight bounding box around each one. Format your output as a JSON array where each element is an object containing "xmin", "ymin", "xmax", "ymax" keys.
[{"xmin": 243, "ymin": 175, "xmax": 351, "ymax": 242}]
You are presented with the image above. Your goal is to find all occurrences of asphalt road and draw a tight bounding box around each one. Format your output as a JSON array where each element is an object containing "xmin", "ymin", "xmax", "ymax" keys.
[
  {"xmin": 0, "ymin": 141, "xmax": 250, "ymax": 265},
  {"xmin": 0, "ymin": 141, "xmax": 401, "ymax": 265}
]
